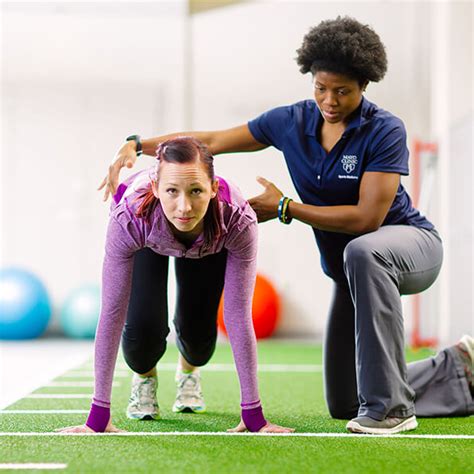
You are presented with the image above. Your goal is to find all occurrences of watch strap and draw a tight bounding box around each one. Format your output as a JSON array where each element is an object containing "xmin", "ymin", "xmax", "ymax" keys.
[{"xmin": 126, "ymin": 134, "xmax": 143, "ymax": 156}]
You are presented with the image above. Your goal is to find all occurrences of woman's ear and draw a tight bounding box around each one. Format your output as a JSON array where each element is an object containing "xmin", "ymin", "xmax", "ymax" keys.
[
  {"xmin": 151, "ymin": 180, "xmax": 160, "ymax": 199},
  {"xmin": 211, "ymin": 178, "xmax": 219, "ymax": 199}
]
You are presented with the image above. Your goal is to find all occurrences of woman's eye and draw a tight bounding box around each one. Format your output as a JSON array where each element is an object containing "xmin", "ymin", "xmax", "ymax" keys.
[
  {"xmin": 191, "ymin": 189, "xmax": 202, "ymax": 195},
  {"xmin": 166, "ymin": 188, "xmax": 176, "ymax": 194}
]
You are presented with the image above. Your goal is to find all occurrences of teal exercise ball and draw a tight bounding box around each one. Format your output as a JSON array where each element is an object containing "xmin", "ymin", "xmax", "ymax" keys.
[
  {"xmin": 0, "ymin": 267, "xmax": 52, "ymax": 340},
  {"xmin": 60, "ymin": 285, "xmax": 101, "ymax": 339}
]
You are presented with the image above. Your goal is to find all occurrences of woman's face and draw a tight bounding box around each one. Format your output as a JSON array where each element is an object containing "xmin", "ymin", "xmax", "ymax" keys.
[
  {"xmin": 153, "ymin": 160, "xmax": 218, "ymax": 236},
  {"xmin": 313, "ymin": 71, "xmax": 366, "ymax": 125}
]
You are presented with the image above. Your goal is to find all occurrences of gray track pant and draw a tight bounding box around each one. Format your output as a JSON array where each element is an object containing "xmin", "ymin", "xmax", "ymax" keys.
[{"xmin": 324, "ymin": 225, "xmax": 474, "ymax": 420}]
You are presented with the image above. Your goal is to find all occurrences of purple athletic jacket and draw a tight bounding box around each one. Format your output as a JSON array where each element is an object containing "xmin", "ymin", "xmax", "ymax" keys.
[{"xmin": 91, "ymin": 168, "xmax": 262, "ymax": 419}]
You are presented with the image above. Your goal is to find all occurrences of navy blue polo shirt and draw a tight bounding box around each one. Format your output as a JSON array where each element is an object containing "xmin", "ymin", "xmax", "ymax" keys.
[{"xmin": 248, "ymin": 97, "xmax": 434, "ymax": 282}]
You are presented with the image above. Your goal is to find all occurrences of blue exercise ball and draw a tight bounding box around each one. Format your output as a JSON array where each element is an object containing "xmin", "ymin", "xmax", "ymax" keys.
[
  {"xmin": 60, "ymin": 285, "xmax": 101, "ymax": 339},
  {"xmin": 0, "ymin": 267, "xmax": 52, "ymax": 340}
]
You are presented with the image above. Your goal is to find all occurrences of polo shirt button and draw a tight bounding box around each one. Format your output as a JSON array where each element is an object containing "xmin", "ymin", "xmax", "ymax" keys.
[{"xmin": 317, "ymin": 175, "xmax": 321, "ymax": 180}]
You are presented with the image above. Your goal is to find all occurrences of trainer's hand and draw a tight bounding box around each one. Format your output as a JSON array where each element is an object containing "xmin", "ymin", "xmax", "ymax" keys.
[
  {"xmin": 227, "ymin": 418, "xmax": 295, "ymax": 433},
  {"xmin": 55, "ymin": 419, "xmax": 126, "ymax": 434},
  {"xmin": 98, "ymin": 141, "xmax": 138, "ymax": 202},
  {"xmin": 247, "ymin": 176, "xmax": 284, "ymax": 223}
]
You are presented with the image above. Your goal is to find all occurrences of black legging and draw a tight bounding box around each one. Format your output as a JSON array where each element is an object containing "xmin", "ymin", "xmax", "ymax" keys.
[
  {"xmin": 122, "ymin": 247, "xmax": 227, "ymax": 374},
  {"xmin": 324, "ymin": 282, "xmax": 359, "ymax": 419}
]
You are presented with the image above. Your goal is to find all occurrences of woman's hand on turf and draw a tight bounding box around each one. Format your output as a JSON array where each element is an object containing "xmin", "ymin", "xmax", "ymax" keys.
[
  {"xmin": 227, "ymin": 419, "xmax": 247, "ymax": 432},
  {"xmin": 55, "ymin": 419, "xmax": 126, "ymax": 434},
  {"xmin": 227, "ymin": 419, "xmax": 295, "ymax": 433},
  {"xmin": 258, "ymin": 421, "xmax": 295, "ymax": 433},
  {"xmin": 248, "ymin": 176, "xmax": 283, "ymax": 223},
  {"xmin": 98, "ymin": 140, "xmax": 138, "ymax": 202},
  {"xmin": 55, "ymin": 424, "xmax": 96, "ymax": 434}
]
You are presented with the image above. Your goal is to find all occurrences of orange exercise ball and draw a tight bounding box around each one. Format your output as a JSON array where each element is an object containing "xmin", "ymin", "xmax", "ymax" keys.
[{"xmin": 217, "ymin": 273, "xmax": 280, "ymax": 339}]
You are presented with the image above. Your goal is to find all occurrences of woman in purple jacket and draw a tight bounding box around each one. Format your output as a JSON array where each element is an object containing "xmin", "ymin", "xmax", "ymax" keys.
[{"xmin": 57, "ymin": 137, "xmax": 293, "ymax": 434}]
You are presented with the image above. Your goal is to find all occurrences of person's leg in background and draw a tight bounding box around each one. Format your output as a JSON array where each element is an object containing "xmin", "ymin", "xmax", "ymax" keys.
[
  {"xmin": 343, "ymin": 226, "xmax": 443, "ymax": 434},
  {"xmin": 122, "ymin": 248, "xmax": 170, "ymax": 420},
  {"xmin": 173, "ymin": 250, "xmax": 227, "ymax": 413},
  {"xmin": 408, "ymin": 336, "xmax": 474, "ymax": 417}
]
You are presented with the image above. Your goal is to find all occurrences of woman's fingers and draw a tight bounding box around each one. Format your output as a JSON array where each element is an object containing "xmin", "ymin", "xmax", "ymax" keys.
[
  {"xmin": 104, "ymin": 419, "xmax": 126, "ymax": 433},
  {"xmin": 55, "ymin": 425, "xmax": 95, "ymax": 434},
  {"xmin": 227, "ymin": 420, "xmax": 247, "ymax": 432},
  {"xmin": 54, "ymin": 426, "xmax": 74, "ymax": 432},
  {"xmin": 226, "ymin": 420, "xmax": 295, "ymax": 434},
  {"xmin": 98, "ymin": 174, "xmax": 114, "ymax": 202},
  {"xmin": 254, "ymin": 176, "xmax": 284, "ymax": 199},
  {"xmin": 106, "ymin": 425, "xmax": 127, "ymax": 433},
  {"xmin": 226, "ymin": 426, "xmax": 247, "ymax": 432},
  {"xmin": 107, "ymin": 165, "xmax": 121, "ymax": 195},
  {"xmin": 99, "ymin": 143, "xmax": 137, "ymax": 202},
  {"xmin": 259, "ymin": 422, "xmax": 295, "ymax": 433},
  {"xmin": 256, "ymin": 176, "xmax": 271, "ymax": 188}
]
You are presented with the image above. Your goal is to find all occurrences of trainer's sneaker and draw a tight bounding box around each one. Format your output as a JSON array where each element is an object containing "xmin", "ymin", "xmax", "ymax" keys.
[
  {"xmin": 456, "ymin": 335, "xmax": 474, "ymax": 395},
  {"xmin": 172, "ymin": 370, "xmax": 206, "ymax": 413},
  {"xmin": 126, "ymin": 374, "xmax": 160, "ymax": 420},
  {"xmin": 346, "ymin": 415, "xmax": 418, "ymax": 434}
]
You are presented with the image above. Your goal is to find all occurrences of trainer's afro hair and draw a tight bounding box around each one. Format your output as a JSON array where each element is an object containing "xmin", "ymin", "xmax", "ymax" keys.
[{"xmin": 296, "ymin": 16, "xmax": 387, "ymax": 83}]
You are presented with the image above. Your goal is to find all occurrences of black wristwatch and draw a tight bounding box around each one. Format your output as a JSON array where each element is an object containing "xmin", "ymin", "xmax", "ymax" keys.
[{"xmin": 126, "ymin": 134, "xmax": 143, "ymax": 156}]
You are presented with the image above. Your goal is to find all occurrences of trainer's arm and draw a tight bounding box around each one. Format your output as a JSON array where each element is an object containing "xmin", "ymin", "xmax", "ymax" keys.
[
  {"xmin": 141, "ymin": 125, "xmax": 267, "ymax": 156},
  {"xmin": 249, "ymin": 172, "xmax": 399, "ymax": 235},
  {"xmin": 99, "ymin": 125, "xmax": 267, "ymax": 201}
]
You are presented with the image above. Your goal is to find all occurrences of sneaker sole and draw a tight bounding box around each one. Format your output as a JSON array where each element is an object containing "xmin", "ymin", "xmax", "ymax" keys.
[
  {"xmin": 126, "ymin": 412, "xmax": 160, "ymax": 421},
  {"xmin": 346, "ymin": 416, "xmax": 418, "ymax": 435},
  {"xmin": 172, "ymin": 405, "xmax": 206, "ymax": 414}
]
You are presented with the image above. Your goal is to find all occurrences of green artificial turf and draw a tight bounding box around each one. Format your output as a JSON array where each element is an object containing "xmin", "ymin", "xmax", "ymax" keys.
[{"xmin": 0, "ymin": 341, "xmax": 473, "ymax": 473}]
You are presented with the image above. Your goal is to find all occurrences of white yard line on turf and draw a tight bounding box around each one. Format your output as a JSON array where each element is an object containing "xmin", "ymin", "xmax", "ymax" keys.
[
  {"xmin": 44, "ymin": 382, "xmax": 120, "ymax": 387},
  {"xmin": 0, "ymin": 431, "xmax": 472, "ymax": 440},
  {"xmin": 25, "ymin": 395, "xmax": 92, "ymax": 399},
  {"xmin": 1, "ymin": 410, "xmax": 88, "ymax": 414},
  {"xmin": 0, "ymin": 464, "xmax": 67, "ymax": 470},
  {"xmin": 77, "ymin": 363, "xmax": 323, "ymax": 373},
  {"xmin": 61, "ymin": 371, "xmax": 130, "ymax": 378}
]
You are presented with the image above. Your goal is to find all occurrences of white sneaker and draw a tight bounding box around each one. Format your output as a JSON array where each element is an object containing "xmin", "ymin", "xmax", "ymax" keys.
[
  {"xmin": 458, "ymin": 335, "xmax": 474, "ymax": 365},
  {"xmin": 457, "ymin": 335, "xmax": 474, "ymax": 392},
  {"xmin": 126, "ymin": 374, "xmax": 160, "ymax": 420},
  {"xmin": 172, "ymin": 370, "xmax": 206, "ymax": 413}
]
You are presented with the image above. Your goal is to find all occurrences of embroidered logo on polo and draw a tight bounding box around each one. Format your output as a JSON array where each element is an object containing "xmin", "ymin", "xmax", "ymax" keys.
[
  {"xmin": 341, "ymin": 155, "xmax": 358, "ymax": 173},
  {"xmin": 338, "ymin": 154, "xmax": 359, "ymax": 180}
]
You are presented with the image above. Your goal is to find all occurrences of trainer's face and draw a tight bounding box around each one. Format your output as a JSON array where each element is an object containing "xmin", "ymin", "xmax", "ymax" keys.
[
  {"xmin": 313, "ymin": 71, "xmax": 367, "ymax": 125},
  {"xmin": 152, "ymin": 160, "xmax": 218, "ymax": 236}
]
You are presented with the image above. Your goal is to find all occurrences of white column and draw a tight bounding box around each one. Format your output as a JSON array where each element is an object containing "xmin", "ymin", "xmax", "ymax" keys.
[{"xmin": 431, "ymin": 1, "xmax": 451, "ymax": 347}]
